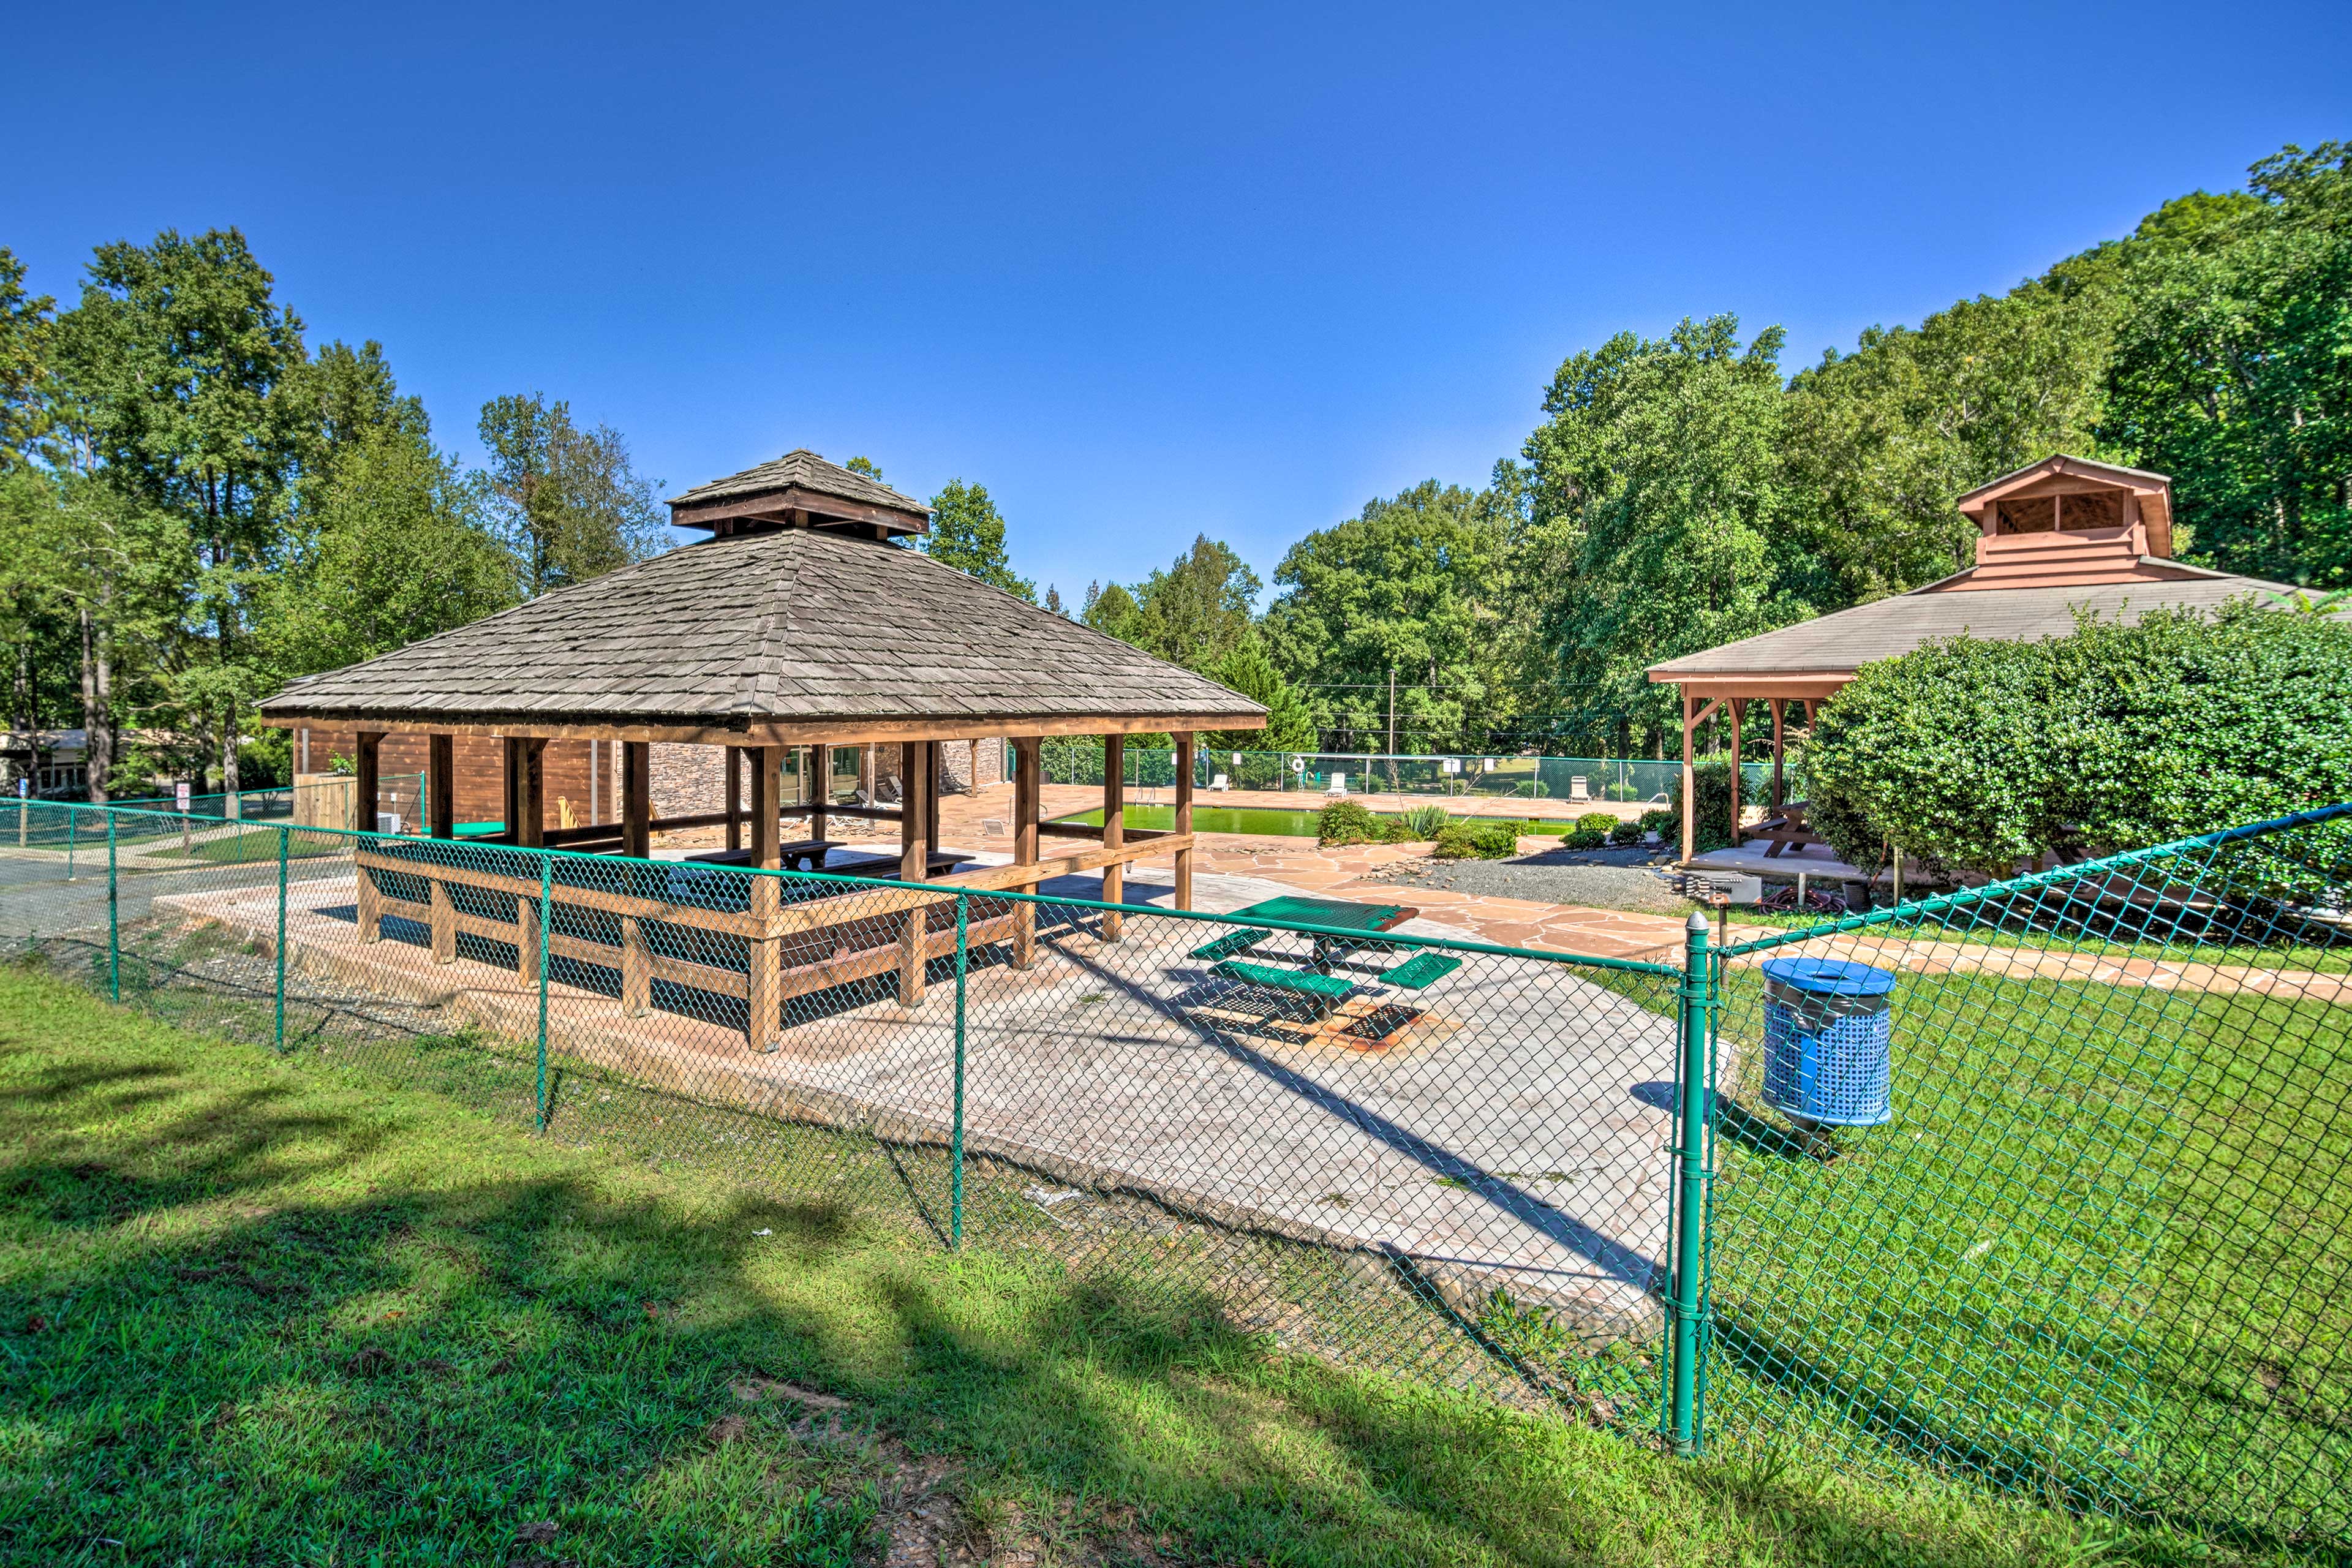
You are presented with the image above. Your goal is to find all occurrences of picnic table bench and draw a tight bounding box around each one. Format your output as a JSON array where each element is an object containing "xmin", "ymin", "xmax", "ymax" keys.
[
  {"xmin": 1748, "ymin": 802, "xmax": 1831, "ymax": 859},
  {"xmin": 1193, "ymin": 894, "xmax": 1462, "ymax": 1016},
  {"xmin": 688, "ymin": 839, "xmax": 845, "ymax": 872}
]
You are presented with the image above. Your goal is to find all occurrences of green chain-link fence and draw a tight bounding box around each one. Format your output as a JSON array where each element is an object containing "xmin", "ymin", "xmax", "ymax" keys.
[
  {"xmin": 1699, "ymin": 804, "xmax": 2352, "ymax": 1548},
  {"xmin": 1, "ymin": 796, "xmax": 2345, "ymax": 1544},
  {"xmin": 0, "ymin": 799, "xmax": 1688, "ymax": 1426}
]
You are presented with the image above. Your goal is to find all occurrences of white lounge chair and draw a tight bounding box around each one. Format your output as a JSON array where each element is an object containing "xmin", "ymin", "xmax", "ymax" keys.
[{"xmin": 1210, "ymin": 773, "xmax": 1231, "ymax": 791}]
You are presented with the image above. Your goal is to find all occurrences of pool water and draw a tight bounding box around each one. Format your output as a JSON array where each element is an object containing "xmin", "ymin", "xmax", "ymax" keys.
[{"xmin": 1055, "ymin": 805, "xmax": 1575, "ymax": 839}]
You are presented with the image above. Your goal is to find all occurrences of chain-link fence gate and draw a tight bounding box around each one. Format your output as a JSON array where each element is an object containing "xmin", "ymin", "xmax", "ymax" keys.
[{"xmin": 2, "ymin": 797, "xmax": 2346, "ymax": 1545}]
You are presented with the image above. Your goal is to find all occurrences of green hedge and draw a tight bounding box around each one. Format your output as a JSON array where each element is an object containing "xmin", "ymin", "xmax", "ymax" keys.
[{"xmin": 1802, "ymin": 601, "xmax": 2352, "ymax": 875}]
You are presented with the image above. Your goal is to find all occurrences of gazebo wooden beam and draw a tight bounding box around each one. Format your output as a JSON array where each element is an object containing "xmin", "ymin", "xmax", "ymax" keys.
[
  {"xmin": 428, "ymin": 735, "xmax": 455, "ymax": 839},
  {"xmin": 899, "ymin": 740, "xmax": 929, "ymax": 883},
  {"xmin": 255, "ymin": 712, "xmax": 1269, "ymax": 747},
  {"xmin": 1172, "ymin": 732, "xmax": 1194, "ymax": 911},
  {"xmin": 1101, "ymin": 735, "xmax": 1125, "ymax": 941},
  {"xmin": 353, "ymin": 732, "xmax": 382, "ymax": 837},
  {"xmin": 621, "ymin": 741, "xmax": 650, "ymax": 859}
]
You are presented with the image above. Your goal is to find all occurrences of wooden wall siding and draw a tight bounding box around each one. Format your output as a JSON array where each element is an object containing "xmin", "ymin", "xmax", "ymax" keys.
[
  {"xmin": 299, "ymin": 726, "xmax": 1006, "ymax": 835},
  {"xmin": 296, "ymin": 727, "xmax": 604, "ymax": 831}
]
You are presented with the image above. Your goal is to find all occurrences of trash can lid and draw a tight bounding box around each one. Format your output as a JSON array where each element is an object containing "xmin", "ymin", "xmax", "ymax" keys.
[{"xmin": 1760, "ymin": 956, "xmax": 1896, "ymax": 997}]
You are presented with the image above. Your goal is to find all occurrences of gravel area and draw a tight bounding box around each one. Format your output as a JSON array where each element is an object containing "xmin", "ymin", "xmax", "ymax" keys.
[{"xmin": 1375, "ymin": 845, "xmax": 1700, "ymax": 914}]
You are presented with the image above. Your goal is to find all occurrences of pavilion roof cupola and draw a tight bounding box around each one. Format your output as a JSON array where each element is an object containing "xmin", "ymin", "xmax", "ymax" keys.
[
  {"xmin": 1947, "ymin": 456, "xmax": 2177, "ymax": 591},
  {"xmin": 666, "ymin": 448, "xmax": 933, "ymax": 541}
]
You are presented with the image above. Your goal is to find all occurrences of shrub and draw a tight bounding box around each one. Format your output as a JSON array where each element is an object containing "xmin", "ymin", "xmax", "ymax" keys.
[
  {"xmin": 1399, "ymin": 803, "xmax": 1451, "ymax": 840},
  {"xmin": 1803, "ymin": 601, "xmax": 2352, "ymax": 875},
  {"xmin": 1566, "ymin": 827, "xmax": 1608, "ymax": 850},
  {"xmin": 1607, "ymin": 820, "xmax": 1646, "ymax": 847},
  {"xmin": 1316, "ymin": 799, "xmax": 1385, "ymax": 847},
  {"xmin": 1637, "ymin": 807, "xmax": 1677, "ymax": 837},
  {"xmin": 1576, "ymin": 812, "xmax": 1617, "ymax": 834},
  {"xmin": 1431, "ymin": 821, "xmax": 1521, "ymax": 859},
  {"xmin": 1603, "ymin": 780, "xmax": 1642, "ymax": 801}
]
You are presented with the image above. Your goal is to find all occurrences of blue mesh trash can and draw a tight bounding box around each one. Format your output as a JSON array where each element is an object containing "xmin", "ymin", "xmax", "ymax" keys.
[{"xmin": 1761, "ymin": 956, "xmax": 1894, "ymax": 1127}]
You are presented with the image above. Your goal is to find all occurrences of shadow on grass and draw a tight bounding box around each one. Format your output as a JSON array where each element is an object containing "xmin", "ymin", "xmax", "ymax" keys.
[{"xmin": 0, "ymin": 1025, "xmax": 2278, "ymax": 1568}]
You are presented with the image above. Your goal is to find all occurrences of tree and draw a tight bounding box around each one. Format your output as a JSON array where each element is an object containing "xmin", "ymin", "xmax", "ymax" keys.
[
  {"xmin": 1261, "ymin": 478, "xmax": 1521, "ymax": 751},
  {"xmin": 1042, "ymin": 584, "xmax": 1066, "ymax": 616},
  {"xmin": 844, "ymin": 455, "xmax": 884, "ymax": 480},
  {"xmin": 1081, "ymin": 580, "xmax": 1142, "ymax": 641},
  {"xmin": 1520, "ymin": 315, "xmax": 1806, "ymax": 753},
  {"xmin": 1205, "ymin": 629, "xmax": 1314, "ymax": 752},
  {"xmin": 0, "ymin": 249, "xmax": 53, "ymax": 469},
  {"xmin": 477, "ymin": 393, "xmax": 666, "ymax": 597},
  {"xmin": 265, "ymin": 357, "xmax": 518, "ymax": 677},
  {"xmin": 2101, "ymin": 143, "xmax": 2352, "ymax": 587},
  {"xmin": 50, "ymin": 227, "xmax": 309, "ymax": 799},
  {"xmin": 1123, "ymin": 535, "xmax": 1259, "ymax": 672},
  {"xmin": 923, "ymin": 478, "xmax": 1034, "ymax": 601}
]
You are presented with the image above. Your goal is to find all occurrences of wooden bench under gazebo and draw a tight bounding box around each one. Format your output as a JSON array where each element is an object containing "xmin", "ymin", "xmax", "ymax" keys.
[{"xmin": 258, "ymin": 448, "xmax": 1267, "ymax": 1049}]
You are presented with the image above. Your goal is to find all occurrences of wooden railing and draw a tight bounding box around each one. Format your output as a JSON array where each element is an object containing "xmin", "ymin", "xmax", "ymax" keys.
[{"xmin": 348, "ymin": 831, "xmax": 1188, "ymax": 1049}]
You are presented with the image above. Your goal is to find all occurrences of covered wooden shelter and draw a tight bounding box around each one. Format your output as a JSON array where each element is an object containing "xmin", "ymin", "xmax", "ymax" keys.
[
  {"xmin": 1645, "ymin": 456, "xmax": 2297, "ymax": 865},
  {"xmin": 259, "ymin": 448, "xmax": 1266, "ymax": 1047}
]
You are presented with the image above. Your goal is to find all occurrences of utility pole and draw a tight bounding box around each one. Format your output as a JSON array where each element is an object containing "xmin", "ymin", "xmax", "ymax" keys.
[{"xmin": 1386, "ymin": 667, "xmax": 1396, "ymax": 756}]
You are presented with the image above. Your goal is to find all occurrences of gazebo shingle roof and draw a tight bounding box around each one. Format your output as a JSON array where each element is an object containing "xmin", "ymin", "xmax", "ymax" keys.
[
  {"xmin": 260, "ymin": 528, "xmax": 1266, "ymax": 737},
  {"xmin": 669, "ymin": 449, "xmax": 929, "ymax": 518},
  {"xmin": 1648, "ymin": 568, "xmax": 2296, "ymax": 679}
]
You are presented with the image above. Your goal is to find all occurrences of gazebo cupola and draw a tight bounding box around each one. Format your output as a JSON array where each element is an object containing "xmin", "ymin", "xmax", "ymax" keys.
[
  {"xmin": 1948, "ymin": 455, "xmax": 2178, "ymax": 591},
  {"xmin": 667, "ymin": 448, "xmax": 933, "ymax": 541}
]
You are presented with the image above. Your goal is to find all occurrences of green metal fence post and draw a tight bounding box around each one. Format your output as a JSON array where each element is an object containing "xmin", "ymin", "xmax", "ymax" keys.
[
  {"xmin": 275, "ymin": 826, "xmax": 289, "ymax": 1050},
  {"xmin": 66, "ymin": 804, "xmax": 77, "ymax": 880},
  {"xmin": 1668, "ymin": 910, "xmax": 1713, "ymax": 1455},
  {"xmin": 535, "ymin": 851, "xmax": 552, "ymax": 1131},
  {"xmin": 106, "ymin": 813, "xmax": 119, "ymax": 1001},
  {"xmin": 951, "ymin": 891, "xmax": 968, "ymax": 1250}
]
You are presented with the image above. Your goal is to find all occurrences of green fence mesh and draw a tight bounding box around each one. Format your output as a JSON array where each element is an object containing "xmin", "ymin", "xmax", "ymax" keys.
[
  {"xmin": 0, "ymin": 801, "xmax": 1684, "ymax": 1432},
  {"xmin": 1704, "ymin": 805, "xmax": 2352, "ymax": 1547},
  {"xmin": 5, "ymin": 797, "xmax": 2346, "ymax": 1546}
]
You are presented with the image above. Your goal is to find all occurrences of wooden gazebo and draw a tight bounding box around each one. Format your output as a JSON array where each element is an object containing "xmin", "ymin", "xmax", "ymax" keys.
[
  {"xmin": 259, "ymin": 448, "xmax": 1267, "ymax": 1047},
  {"xmin": 1646, "ymin": 456, "xmax": 2297, "ymax": 864}
]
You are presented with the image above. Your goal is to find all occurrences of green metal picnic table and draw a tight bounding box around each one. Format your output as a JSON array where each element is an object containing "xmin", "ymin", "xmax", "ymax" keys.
[{"xmin": 1189, "ymin": 894, "xmax": 1458, "ymax": 1019}]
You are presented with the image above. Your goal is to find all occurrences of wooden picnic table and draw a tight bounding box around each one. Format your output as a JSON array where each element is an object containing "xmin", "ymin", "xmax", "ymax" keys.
[
  {"xmin": 825, "ymin": 848, "xmax": 978, "ymax": 881},
  {"xmin": 688, "ymin": 839, "xmax": 843, "ymax": 872}
]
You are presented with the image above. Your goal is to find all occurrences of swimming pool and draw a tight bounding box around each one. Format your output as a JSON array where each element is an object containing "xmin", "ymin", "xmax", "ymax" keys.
[{"xmin": 1054, "ymin": 805, "xmax": 1575, "ymax": 838}]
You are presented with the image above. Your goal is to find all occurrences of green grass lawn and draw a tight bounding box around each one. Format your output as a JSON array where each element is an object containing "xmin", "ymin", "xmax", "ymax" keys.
[
  {"xmin": 1701, "ymin": 959, "xmax": 2352, "ymax": 1549},
  {"xmin": 0, "ymin": 963, "xmax": 2272, "ymax": 1567}
]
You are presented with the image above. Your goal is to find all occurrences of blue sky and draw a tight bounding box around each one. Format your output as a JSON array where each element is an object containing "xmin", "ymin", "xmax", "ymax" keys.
[{"xmin": 7, "ymin": 1, "xmax": 2347, "ymax": 603}]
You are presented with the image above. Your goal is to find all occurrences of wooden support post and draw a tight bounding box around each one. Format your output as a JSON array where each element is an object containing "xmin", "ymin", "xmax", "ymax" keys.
[
  {"xmin": 1011, "ymin": 736, "xmax": 1041, "ymax": 968},
  {"xmin": 1728, "ymin": 699, "xmax": 1743, "ymax": 852},
  {"xmin": 1173, "ymin": 732, "xmax": 1195, "ymax": 911},
  {"xmin": 746, "ymin": 745, "xmax": 782, "ymax": 1049},
  {"xmin": 621, "ymin": 741, "xmax": 650, "ymax": 859},
  {"xmin": 725, "ymin": 747, "xmax": 742, "ymax": 853},
  {"xmin": 1679, "ymin": 695, "xmax": 1697, "ymax": 865},
  {"xmin": 620, "ymin": 916, "xmax": 650, "ymax": 1016},
  {"xmin": 1100, "ymin": 734, "xmax": 1125, "ymax": 941},
  {"xmin": 1770, "ymin": 699, "xmax": 1786, "ymax": 813},
  {"xmin": 899, "ymin": 741, "xmax": 929, "ymax": 883},
  {"xmin": 897, "ymin": 903, "xmax": 927, "ymax": 1008},
  {"xmin": 429, "ymin": 877, "xmax": 456, "ymax": 965},
  {"xmin": 428, "ymin": 735, "xmax": 455, "ymax": 839},
  {"xmin": 922, "ymin": 741, "xmax": 940, "ymax": 856},
  {"xmin": 811, "ymin": 743, "xmax": 830, "ymax": 844},
  {"xmin": 516, "ymin": 891, "xmax": 540, "ymax": 982},
  {"xmin": 514, "ymin": 737, "xmax": 547, "ymax": 848},
  {"xmin": 354, "ymin": 731, "xmax": 382, "ymax": 835}
]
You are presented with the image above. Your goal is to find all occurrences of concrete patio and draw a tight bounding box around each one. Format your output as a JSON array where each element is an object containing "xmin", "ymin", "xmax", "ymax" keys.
[{"xmin": 154, "ymin": 856, "xmax": 1683, "ymax": 1340}]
